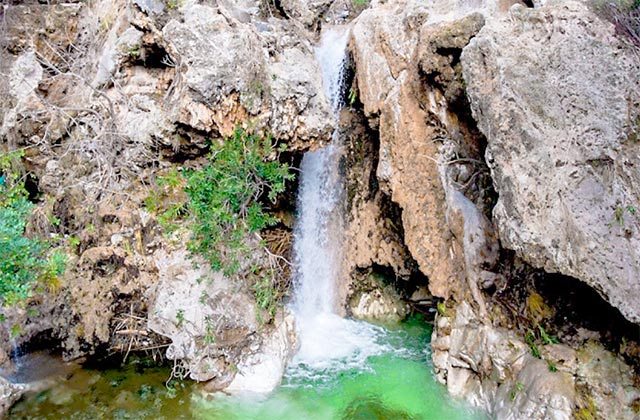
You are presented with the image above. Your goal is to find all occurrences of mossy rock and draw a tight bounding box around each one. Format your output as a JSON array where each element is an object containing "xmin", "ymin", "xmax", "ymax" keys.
[{"xmin": 342, "ymin": 397, "xmax": 415, "ymax": 420}]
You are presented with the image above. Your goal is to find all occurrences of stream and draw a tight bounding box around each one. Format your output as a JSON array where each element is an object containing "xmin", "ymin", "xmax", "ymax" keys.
[{"xmin": 8, "ymin": 26, "xmax": 486, "ymax": 420}]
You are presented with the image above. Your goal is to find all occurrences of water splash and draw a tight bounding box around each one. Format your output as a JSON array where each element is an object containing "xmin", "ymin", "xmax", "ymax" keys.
[{"xmin": 288, "ymin": 26, "xmax": 390, "ymax": 375}]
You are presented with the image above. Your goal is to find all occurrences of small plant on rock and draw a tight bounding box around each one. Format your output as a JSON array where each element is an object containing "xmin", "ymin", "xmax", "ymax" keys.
[{"xmin": 509, "ymin": 382, "xmax": 525, "ymax": 401}]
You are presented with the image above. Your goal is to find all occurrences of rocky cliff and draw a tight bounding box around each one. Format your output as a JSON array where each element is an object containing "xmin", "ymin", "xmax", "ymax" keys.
[
  {"xmin": 2, "ymin": 0, "xmax": 640, "ymax": 418},
  {"xmin": 341, "ymin": 0, "xmax": 640, "ymax": 418}
]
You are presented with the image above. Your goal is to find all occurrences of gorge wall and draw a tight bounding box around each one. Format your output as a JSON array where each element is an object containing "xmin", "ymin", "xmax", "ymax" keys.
[{"xmin": 1, "ymin": 0, "xmax": 640, "ymax": 419}]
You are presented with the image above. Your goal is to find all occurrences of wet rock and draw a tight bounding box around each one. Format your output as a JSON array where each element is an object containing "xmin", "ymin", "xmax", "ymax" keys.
[
  {"xmin": 342, "ymin": 396, "xmax": 414, "ymax": 420},
  {"xmin": 462, "ymin": 1, "xmax": 640, "ymax": 322},
  {"xmin": 350, "ymin": 287, "xmax": 409, "ymax": 323},
  {"xmin": 225, "ymin": 310, "xmax": 297, "ymax": 394}
]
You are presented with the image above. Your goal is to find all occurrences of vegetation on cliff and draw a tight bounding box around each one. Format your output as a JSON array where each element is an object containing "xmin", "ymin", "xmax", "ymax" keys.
[
  {"xmin": 0, "ymin": 150, "xmax": 66, "ymax": 307},
  {"xmin": 146, "ymin": 128, "xmax": 294, "ymax": 318}
]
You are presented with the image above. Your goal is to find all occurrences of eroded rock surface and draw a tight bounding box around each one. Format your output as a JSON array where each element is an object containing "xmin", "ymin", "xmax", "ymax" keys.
[
  {"xmin": 433, "ymin": 301, "xmax": 639, "ymax": 419},
  {"xmin": 463, "ymin": 0, "xmax": 640, "ymax": 322},
  {"xmin": 0, "ymin": 0, "xmax": 323, "ymax": 395},
  {"xmin": 0, "ymin": 377, "xmax": 24, "ymax": 418}
]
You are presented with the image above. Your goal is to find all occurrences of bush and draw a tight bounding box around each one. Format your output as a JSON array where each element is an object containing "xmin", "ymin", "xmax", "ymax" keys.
[
  {"xmin": 185, "ymin": 128, "xmax": 292, "ymax": 274},
  {"xmin": 0, "ymin": 150, "xmax": 66, "ymax": 306},
  {"xmin": 145, "ymin": 129, "xmax": 293, "ymax": 322},
  {"xmin": 148, "ymin": 128, "xmax": 293, "ymax": 276}
]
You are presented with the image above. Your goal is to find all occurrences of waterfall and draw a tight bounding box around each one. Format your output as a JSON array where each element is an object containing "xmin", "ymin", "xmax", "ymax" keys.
[
  {"xmin": 291, "ymin": 26, "xmax": 349, "ymax": 321},
  {"xmin": 288, "ymin": 26, "xmax": 387, "ymax": 378}
]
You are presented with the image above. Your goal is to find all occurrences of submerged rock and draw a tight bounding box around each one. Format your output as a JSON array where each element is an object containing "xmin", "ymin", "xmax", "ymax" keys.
[{"xmin": 342, "ymin": 396, "xmax": 414, "ymax": 420}]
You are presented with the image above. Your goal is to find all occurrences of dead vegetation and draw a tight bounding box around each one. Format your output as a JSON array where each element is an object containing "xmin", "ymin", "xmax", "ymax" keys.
[{"xmin": 593, "ymin": 0, "xmax": 640, "ymax": 48}]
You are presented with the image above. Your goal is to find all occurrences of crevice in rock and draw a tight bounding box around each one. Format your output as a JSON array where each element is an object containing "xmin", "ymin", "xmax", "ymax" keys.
[
  {"xmin": 10, "ymin": 329, "xmax": 61, "ymax": 358},
  {"xmin": 134, "ymin": 43, "xmax": 173, "ymax": 70},
  {"xmin": 493, "ymin": 254, "xmax": 640, "ymax": 369},
  {"xmin": 260, "ymin": 0, "xmax": 289, "ymax": 20},
  {"xmin": 23, "ymin": 173, "xmax": 41, "ymax": 203}
]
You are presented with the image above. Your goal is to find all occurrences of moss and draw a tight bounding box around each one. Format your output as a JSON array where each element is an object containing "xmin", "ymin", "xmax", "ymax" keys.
[{"xmin": 526, "ymin": 291, "xmax": 554, "ymax": 322}]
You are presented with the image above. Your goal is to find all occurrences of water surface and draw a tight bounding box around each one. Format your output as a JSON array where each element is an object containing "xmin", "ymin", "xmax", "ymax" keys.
[{"xmin": 9, "ymin": 317, "xmax": 486, "ymax": 420}]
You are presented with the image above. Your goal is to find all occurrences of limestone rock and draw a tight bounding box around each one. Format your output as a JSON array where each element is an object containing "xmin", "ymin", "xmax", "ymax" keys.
[
  {"xmin": 575, "ymin": 342, "xmax": 640, "ymax": 420},
  {"xmin": 351, "ymin": 0, "xmax": 506, "ymax": 300},
  {"xmin": 0, "ymin": 377, "xmax": 24, "ymax": 418},
  {"xmin": 225, "ymin": 310, "xmax": 298, "ymax": 394},
  {"xmin": 350, "ymin": 287, "xmax": 409, "ymax": 323},
  {"xmin": 162, "ymin": 3, "xmax": 333, "ymax": 147},
  {"xmin": 148, "ymin": 248, "xmax": 259, "ymax": 383},
  {"xmin": 494, "ymin": 358, "xmax": 575, "ymax": 420},
  {"xmin": 462, "ymin": 1, "xmax": 640, "ymax": 322}
]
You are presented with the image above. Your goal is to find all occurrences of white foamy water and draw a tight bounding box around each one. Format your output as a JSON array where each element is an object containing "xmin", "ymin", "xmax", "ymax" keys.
[{"xmin": 288, "ymin": 26, "xmax": 390, "ymax": 377}]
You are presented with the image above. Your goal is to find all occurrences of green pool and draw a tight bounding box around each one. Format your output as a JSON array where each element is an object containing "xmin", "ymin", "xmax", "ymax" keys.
[{"xmin": 9, "ymin": 317, "xmax": 486, "ymax": 420}]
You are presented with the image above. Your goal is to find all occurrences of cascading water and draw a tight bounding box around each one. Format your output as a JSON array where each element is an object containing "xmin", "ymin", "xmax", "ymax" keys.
[{"xmin": 288, "ymin": 26, "xmax": 388, "ymax": 376}]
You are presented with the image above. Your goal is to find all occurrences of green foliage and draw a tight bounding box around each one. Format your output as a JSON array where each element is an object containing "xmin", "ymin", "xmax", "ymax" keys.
[
  {"xmin": 10, "ymin": 324, "xmax": 22, "ymax": 339},
  {"xmin": 68, "ymin": 235, "xmax": 81, "ymax": 252},
  {"xmin": 203, "ymin": 315, "xmax": 216, "ymax": 346},
  {"xmin": 144, "ymin": 167, "xmax": 187, "ymax": 234},
  {"xmin": 509, "ymin": 382, "xmax": 524, "ymax": 401},
  {"xmin": 253, "ymin": 268, "xmax": 278, "ymax": 320},
  {"xmin": 538, "ymin": 325, "xmax": 559, "ymax": 345},
  {"xmin": 525, "ymin": 329, "xmax": 541, "ymax": 359},
  {"xmin": 0, "ymin": 150, "xmax": 66, "ymax": 307},
  {"xmin": 352, "ymin": 0, "xmax": 369, "ymax": 8},
  {"xmin": 575, "ymin": 397, "xmax": 598, "ymax": 420},
  {"xmin": 175, "ymin": 309, "xmax": 185, "ymax": 328},
  {"xmin": 436, "ymin": 301, "xmax": 447, "ymax": 317},
  {"xmin": 183, "ymin": 128, "xmax": 293, "ymax": 274},
  {"xmin": 165, "ymin": 0, "xmax": 183, "ymax": 10},
  {"xmin": 348, "ymin": 87, "xmax": 358, "ymax": 106},
  {"xmin": 611, "ymin": 204, "xmax": 637, "ymax": 227},
  {"xmin": 145, "ymin": 129, "xmax": 293, "ymax": 323},
  {"xmin": 547, "ymin": 360, "xmax": 558, "ymax": 372}
]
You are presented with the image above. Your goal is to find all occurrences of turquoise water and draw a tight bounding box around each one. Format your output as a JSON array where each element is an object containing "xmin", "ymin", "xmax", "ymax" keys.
[
  {"xmin": 9, "ymin": 317, "xmax": 485, "ymax": 420},
  {"xmin": 194, "ymin": 317, "xmax": 485, "ymax": 420}
]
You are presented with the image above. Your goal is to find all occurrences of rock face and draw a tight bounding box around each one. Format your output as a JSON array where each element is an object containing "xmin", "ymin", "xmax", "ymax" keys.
[
  {"xmin": 148, "ymin": 248, "xmax": 296, "ymax": 391},
  {"xmin": 432, "ymin": 301, "xmax": 640, "ymax": 419},
  {"xmin": 0, "ymin": 377, "xmax": 24, "ymax": 418},
  {"xmin": 463, "ymin": 1, "xmax": 640, "ymax": 322},
  {"xmin": 349, "ymin": 0, "xmax": 640, "ymax": 418},
  {"xmin": 0, "ymin": 0, "xmax": 325, "ymax": 395}
]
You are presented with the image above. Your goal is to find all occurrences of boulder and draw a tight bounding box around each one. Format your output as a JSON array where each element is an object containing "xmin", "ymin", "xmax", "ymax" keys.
[{"xmin": 462, "ymin": 1, "xmax": 640, "ymax": 322}]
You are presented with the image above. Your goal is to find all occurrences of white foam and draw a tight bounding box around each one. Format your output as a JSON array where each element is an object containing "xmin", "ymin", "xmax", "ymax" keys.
[{"xmin": 289, "ymin": 25, "xmax": 392, "ymax": 379}]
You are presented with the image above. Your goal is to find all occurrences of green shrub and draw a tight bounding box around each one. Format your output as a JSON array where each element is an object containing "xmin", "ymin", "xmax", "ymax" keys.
[
  {"xmin": 146, "ymin": 129, "xmax": 293, "ymax": 320},
  {"xmin": 0, "ymin": 150, "xmax": 66, "ymax": 307},
  {"xmin": 182, "ymin": 128, "xmax": 292, "ymax": 274}
]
